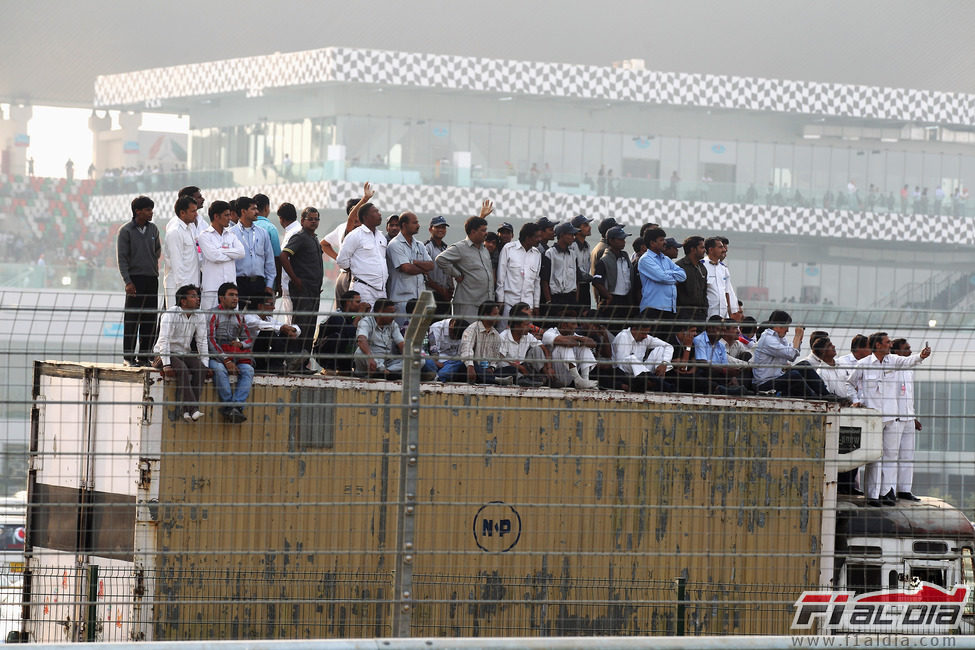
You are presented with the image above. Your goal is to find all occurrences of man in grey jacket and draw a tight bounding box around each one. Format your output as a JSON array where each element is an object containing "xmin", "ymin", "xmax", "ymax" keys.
[
  {"xmin": 435, "ymin": 200, "xmax": 495, "ymax": 317},
  {"xmin": 117, "ymin": 195, "xmax": 162, "ymax": 366}
]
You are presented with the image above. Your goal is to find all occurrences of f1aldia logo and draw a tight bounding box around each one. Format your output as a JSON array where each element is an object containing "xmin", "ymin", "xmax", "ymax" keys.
[{"xmin": 793, "ymin": 583, "xmax": 970, "ymax": 633}]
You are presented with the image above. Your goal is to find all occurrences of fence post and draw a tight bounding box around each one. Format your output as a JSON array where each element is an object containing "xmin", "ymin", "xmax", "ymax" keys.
[
  {"xmin": 674, "ymin": 576, "xmax": 686, "ymax": 636},
  {"xmin": 85, "ymin": 564, "xmax": 98, "ymax": 642},
  {"xmin": 392, "ymin": 291, "xmax": 436, "ymax": 637}
]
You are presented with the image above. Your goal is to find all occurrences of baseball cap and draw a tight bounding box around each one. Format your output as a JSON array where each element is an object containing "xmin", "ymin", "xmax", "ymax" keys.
[
  {"xmin": 597, "ymin": 217, "xmax": 619, "ymax": 236},
  {"xmin": 664, "ymin": 237, "xmax": 679, "ymax": 249},
  {"xmin": 387, "ymin": 214, "xmax": 400, "ymax": 223},
  {"xmin": 571, "ymin": 214, "xmax": 593, "ymax": 228},
  {"xmin": 498, "ymin": 222, "xmax": 514, "ymax": 233},
  {"xmin": 430, "ymin": 216, "xmax": 449, "ymax": 227},
  {"xmin": 536, "ymin": 217, "xmax": 557, "ymax": 229},
  {"xmin": 554, "ymin": 222, "xmax": 580, "ymax": 237},
  {"xmin": 606, "ymin": 226, "xmax": 630, "ymax": 240}
]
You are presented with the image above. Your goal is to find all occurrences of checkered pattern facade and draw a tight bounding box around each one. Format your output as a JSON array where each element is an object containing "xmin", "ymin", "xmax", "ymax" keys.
[
  {"xmin": 94, "ymin": 47, "xmax": 975, "ymax": 126},
  {"xmin": 89, "ymin": 181, "xmax": 971, "ymax": 246}
]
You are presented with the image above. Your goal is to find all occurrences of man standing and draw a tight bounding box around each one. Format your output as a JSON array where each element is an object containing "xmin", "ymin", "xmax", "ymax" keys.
[
  {"xmin": 199, "ymin": 201, "xmax": 245, "ymax": 311},
  {"xmin": 435, "ymin": 201, "xmax": 495, "ymax": 317},
  {"xmin": 638, "ymin": 227, "xmax": 686, "ymax": 339},
  {"xmin": 424, "ymin": 216, "xmax": 453, "ymax": 315},
  {"xmin": 276, "ymin": 202, "xmax": 302, "ymax": 318},
  {"xmin": 496, "ymin": 223, "xmax": 541, "ymax": 319},
  {"xmin": 252, "ymin": 193, "xmax": 282, "ymax": 289},
  {"xmin": 280, "ymin": 208, "xmax": 325, "ymax": 373},
  {"xmin": 676, "ymin": 236, "xmax": 708, "ymax": 330},
  {"xmin": 848, "ymin": 333, "xmax": 930, "ymax": 507},
  {"xmin": 497, "ymin": 222, "xmax": 514, "ymax": 248},
  {"xmin": 592, "ymin": 226, "xmax": 633, "ymax": 333},
  {"xmin": 704, "ymin": 237, "xmax": 735, "ymax": 319},
  {"xmin": 117, "ymin": 195, "xmax": 161, "ymax": 366},
  {"xmin": 336, "ymin": 195, "xmax": 388, "ymax": 308},
  {"xmin": 571, "ymin": 215, "xmax": 594, "ymax": 309},
  {"xmin": 834, "ymin": 333, "xmax": 870, "ymax": 494},
  {"xmin": 890, "ymin": 338, "xmax": 923, "ymax": 501},
  {"xmin": 154, "ymin": 284, "xmax": 211, "ymax": 421},
  {"xmin": 207, "ymin": 283, "xmax": 254, "ymax": 424},
  {"xmin": 589, "ymin": 217, "xmax": 619, "ymax": 276},
  {"xmin": 163, "ymin": 196, "xmax": 201, "ymax": 310},
  {"xmin": 544, "ymin": 222, "xmax": 580, "ymax": 308},
  {"xmin": 386, "ymin": 211, "xmax": 434, "ymax": 321},
  {"xmin": 232, "ymin": 196, "xmax": 276, "ymax": 306}
]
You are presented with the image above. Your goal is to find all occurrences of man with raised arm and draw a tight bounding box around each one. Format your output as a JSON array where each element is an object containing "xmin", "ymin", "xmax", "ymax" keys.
[
  {"xmin": 336, "ymin": 184, "xmax": 388, "ymax": 309},
  {"xmin": 435, "ymin": 200, "xmax": 496, "ymax": 318}
]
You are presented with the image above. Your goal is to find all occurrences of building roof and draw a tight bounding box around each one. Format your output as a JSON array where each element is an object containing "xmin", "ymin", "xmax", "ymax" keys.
[{"xmin": 93, "ymin": 47, "xmax": 975, "ymax": 127}]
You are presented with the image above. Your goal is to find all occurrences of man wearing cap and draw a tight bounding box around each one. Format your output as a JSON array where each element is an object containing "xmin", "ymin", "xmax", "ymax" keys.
[
  {"xmin": 336, "ymin": 197, "xmax": 388, "ymax": 308},
  {"xmin": 571, "ymin": 215, "xmax": 594, "ymax": 309},
  {"xmin": 435, "ymin": 200, "xmax": 496, "ymax": 318},
  {"xmin": 544, "ymin": 222, "xmax": 580, "ymax": 309},
  {"xmin": 386, "ymin": 211, "xmax": 434, "ymax": 323},
  {"xmin": 496, "ymin": 223, "xmax": 542, "ymax": 322},
  {"xmin": 424, "ymin": 216, "xmax": 453, "ymax": 315},
  {"xmin": 497, "ymin": 223, "xmax": 514, "ymax": 247},
  {"xmin": 592, "ymin": 226, "xmax": 634, "ymax": 333},
  {"xmin": 638, "ymin": 227, "xmax": 686, "ymax": 340},
  {"xmin": 663, "ymin": 237, "xmax": 680, "ymax": 260},
  {"xmin": 589, "ymin": 217, "xmax": 619, "ymax": 277},
  {"xmin": 385, "ymin": 214, "xmax": 400, "ymax": 242}
]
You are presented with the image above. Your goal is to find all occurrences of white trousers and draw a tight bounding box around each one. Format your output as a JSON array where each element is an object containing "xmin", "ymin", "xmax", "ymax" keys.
[
  {"xmin": 550, "ymin": 346, "xmax": 596, "ymax": 387},
  {"xmin": 864, "ymin": 419, "xmax": 914, "ymax": 499},
  {"xmin": 351, "ymin": 281, "xmax": 386, "ymax": 309}
]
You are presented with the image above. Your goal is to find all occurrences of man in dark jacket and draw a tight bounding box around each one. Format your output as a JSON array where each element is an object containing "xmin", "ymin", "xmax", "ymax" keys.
[
  {"xmin": 676, "ymin": 236, "xmax": 708, "ymax": 331},
  {"xmin": 117, "ymin": 195, "xmax": 161, "ymax": 366}
]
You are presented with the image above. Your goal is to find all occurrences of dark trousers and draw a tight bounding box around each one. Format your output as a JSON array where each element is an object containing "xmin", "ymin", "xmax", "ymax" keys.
[
  {"xmin": 236, "ymin": 276, "xmax": 267, "ymax": 308},
  {"xmin": 641, "ymin": 307, "xmax": 677, "ymax": 341},
  {"xmin": 252, "ymin": 331, "xmax": 290, "ymax": 373},
  {"xmin": 576, "ymin": 282, "xmax": 592, "ymax": 310},
  {"xmin": 757, "ymin": 365, "xmax": 830, "ymax": 398},
  {"xmin": 289, "ymin": 287, "xmax": 321, "ymax": 357},
  {"xmin": 123, "ymin": 275, "xmax": 158, "ymax": 364},
  {"xmin": 170, "ymin": 355, "xmax": 205, "ymax": 413}
]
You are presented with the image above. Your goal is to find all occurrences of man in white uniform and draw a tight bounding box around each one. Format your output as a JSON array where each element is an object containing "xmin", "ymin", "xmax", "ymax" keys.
[{"xmin": 199, "ymin": 201, "xmax": 245, "ymax": 311}]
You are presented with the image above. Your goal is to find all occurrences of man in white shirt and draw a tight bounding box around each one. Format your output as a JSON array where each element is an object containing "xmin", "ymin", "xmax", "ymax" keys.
[
  {"xmin": 833, "ymin": 333, "xmax": 871, "ymax": 494},
  {"xmin": 154, "ymin": 284, "xmax": 211, "ymax": 422},
  {"xmin": 541, "ymin": 308, "xmax": 599, "ymax": 389},
  {"xmin": 496, "ymin": 223, "xmax": 542, "ymax": 322},
  {"xmin": 544, "ymin": 222, "xmax": 581, "ymax": 308},
  {"xmin": 890, "ymin": 338, "xmax": 923, "ymax": 502},
  {"xmin": 848, "ymin": 332, "xmax": 930, "ymax": 507},
  {"xmin": 497, "ymin": 302, "xmax": 553, "ymax": 387},
  {"xmin": 199, "ymin": 201, "xmax": 246, "ymax": 311},
  {"xmin": 353, "ymin": 299, "xmax": 404, "ymax": 377},
  {"xmin": 703, "ymin": 236, "xmax": 740, "ymax": 320},
  {"xmin": 244, "ymin": 294, "xmax": 300, "ymax": 374},
  {"xmin": 276, "ymin": 202, "xmax": 302, "ymax": 321},
  {"xmin": 322, "ymin": 186, "xmax": 372, "ymax": 309},
  {"xmin": 457, "ymin": 301, "xmax": 506, "ymax": 384},
  {"xmin": 163, "ymin": 196, "xmax": 201, "ymax": 309},
  {"xmin": 336, "ymin": 195, "xmax": 388, "ymax": 308},
  {"xmin": 798, "ymin": 333, "xmax": 856, "ymax": 404},
  {"xmin": 611, "ymin": 321, "xmax": 674, "ymax": 392}
]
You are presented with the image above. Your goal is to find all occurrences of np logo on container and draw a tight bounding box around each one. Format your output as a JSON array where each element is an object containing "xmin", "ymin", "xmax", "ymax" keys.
[{"xmin": 473, "ymin": 501, "xmax": 521, "ymax": 553}]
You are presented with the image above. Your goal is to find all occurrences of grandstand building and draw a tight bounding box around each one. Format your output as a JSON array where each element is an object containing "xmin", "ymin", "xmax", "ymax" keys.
[{"xmin": 11, "ymin": 46, "xmax": 975, "ymax": 504}]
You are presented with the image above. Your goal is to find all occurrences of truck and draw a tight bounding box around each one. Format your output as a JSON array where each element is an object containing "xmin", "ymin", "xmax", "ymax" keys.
[{"xmin": 18, "ymin": 360, "xmax": 975, "ymax": 642}]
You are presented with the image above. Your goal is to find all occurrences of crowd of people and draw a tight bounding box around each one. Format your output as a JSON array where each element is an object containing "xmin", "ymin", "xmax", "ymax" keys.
[{"xmin": 118, "ymin": 180, "xmax": 929, "ymax": 505}]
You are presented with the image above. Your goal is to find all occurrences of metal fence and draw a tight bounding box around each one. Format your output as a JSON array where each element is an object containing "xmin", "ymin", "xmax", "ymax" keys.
[{"xmin": 1, "ymin": 291, "xmax": 973, "ymax": 642}]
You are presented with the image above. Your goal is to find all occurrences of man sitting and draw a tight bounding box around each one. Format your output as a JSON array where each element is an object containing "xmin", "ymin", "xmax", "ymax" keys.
[
  {"xmin": 611, "ymin": 319, "xmax": 675, "ymax": 392},
  {"xmin": 207, "ymin": 282, "xmax": 255, "ymax": 424},
  {"xmin": 457, "ymin": 302, "xmax": 507, "ymax": 385},
  {"xmin": 244, "ymin": 295, "xmax": 300, "ymax": 374},
  {"xmin": 693, "ymin": 315, "xmax": 750, "ymax": 395},
  {"xmin": 541, "ymin": 308, "xmax": 599, "ymax": 389},
  {"xmin": 498, "ymin": 302, "xmax": 554, "ymax": 387},
  {"xmin": 353, "ymin": 299, "xmax": 404, "ymax": 378},
  {"xmin": 314, "ymin": 290, "xmax": 366, "ymax": 375},
  {"xmin": 154, "ymin": 284, "xmax": 211, "ymax": 422},
  {"xmin": 429, "ymin": 316, "xmax": 470, "ymax": 382}
]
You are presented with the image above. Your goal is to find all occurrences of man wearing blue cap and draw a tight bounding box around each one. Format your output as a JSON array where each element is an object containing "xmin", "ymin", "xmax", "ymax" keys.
[
  {"xmin": 425, "ymin": 216, "xmax": 453, "ymax": 315},
  {"xmin": 592, "ymin": 226, "xmax": 634, "ymax": 333}
]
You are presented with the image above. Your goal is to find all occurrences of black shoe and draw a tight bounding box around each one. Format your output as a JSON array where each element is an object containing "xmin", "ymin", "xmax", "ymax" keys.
[
  {"xmin": 881, "ymin": 490, "xmax": 897, "ymax": 506},
  {"xmin": 229, "ymin": 407, "xmax": 247, "ymax": 424},
  {"xmin": 897, "ymin": 492, "xmax": 921, "ymax": 502},
  {"xmin": 866, "ymin": 499, "xmax": 883, "ymax": 507},
  {"xmin": 851, "ymin": 487, "xmax": 864, "ymax": 496}
]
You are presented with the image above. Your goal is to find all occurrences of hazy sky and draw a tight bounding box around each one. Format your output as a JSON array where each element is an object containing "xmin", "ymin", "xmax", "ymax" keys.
[{"xmin": 3, "ymin": 0, "xmax": 975, "ymax": 107}]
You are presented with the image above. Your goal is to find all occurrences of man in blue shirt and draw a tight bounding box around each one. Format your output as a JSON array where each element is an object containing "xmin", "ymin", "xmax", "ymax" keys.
[
  {"xmin": 638, "ymin": 227, "xmax": 686, "ymax": 340},
  {"xmin": 232, "ymin": 196, "xmax": 276, "ymax": 307},
  {"xmin": 692, "ymin": 315, "xmax": 750, "ymax": 395},
  {"xmin": 253, "ymin": 194, "xmax": 282, "ymax": 291}
]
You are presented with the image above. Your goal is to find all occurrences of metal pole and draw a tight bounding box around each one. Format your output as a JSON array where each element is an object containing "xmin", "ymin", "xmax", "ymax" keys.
[
  {"xmin": 674, "ymin": 576, "xmax": 686, "ymax": 637},
  {"xmin": 392, "ymin": 291, "xmax": 436, "ymax": 637},
  {"xmin": 86, "ymin": 564, "xmax": 98, "ymax": 642}
]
